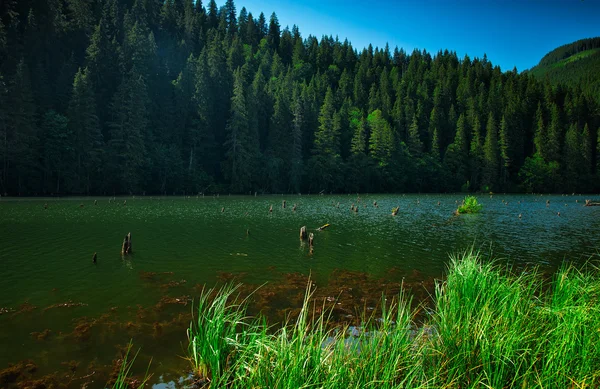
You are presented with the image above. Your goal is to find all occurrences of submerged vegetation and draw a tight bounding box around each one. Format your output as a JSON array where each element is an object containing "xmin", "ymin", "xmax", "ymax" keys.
[
  {"xmin": 184, "ymin": 251, "xmax": 600, "ymax": 388},
  {"xmin": 456, "ymin": 195, "xmax": 483, "ymax": 214}
]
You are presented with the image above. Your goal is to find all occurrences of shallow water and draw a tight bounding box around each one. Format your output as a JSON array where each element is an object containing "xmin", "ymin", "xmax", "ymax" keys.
[{"xmin": 0, "ymin": 194, "xmax": 599, "ymax": 387}]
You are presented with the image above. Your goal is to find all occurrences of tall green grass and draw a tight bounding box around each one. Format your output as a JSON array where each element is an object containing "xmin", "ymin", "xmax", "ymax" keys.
[
  {"xmin": 107, "ymin": 340, "xmax": 151, "ymax": 389},
  {"xmin": 186, "ymin": 251, "xmax": 600, "ymax": 388}
]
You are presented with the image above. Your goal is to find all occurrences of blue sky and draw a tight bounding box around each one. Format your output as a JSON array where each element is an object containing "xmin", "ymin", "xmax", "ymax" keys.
[{"xmin": 216, "ymin": 0, "xmax": 599, "ymax": 71}]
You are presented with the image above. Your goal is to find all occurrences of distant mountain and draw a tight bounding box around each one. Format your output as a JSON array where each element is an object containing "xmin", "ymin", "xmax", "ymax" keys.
[{"xmin": 528, "ymin": 37, "xmax": 600, "ymax": 101}]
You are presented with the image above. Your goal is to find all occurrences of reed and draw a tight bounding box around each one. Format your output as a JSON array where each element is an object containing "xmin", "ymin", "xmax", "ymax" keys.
[
  {"xmin": 108, "ymin": 340, "xmax": 151, "ymax": 389},
  {"xmin": 185, "ymin": 251, "xmax": 600, "ymax": 388}
]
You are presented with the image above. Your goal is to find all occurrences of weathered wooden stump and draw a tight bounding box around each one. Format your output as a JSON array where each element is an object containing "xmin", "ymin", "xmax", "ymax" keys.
[
  {"xmin": 392, "ymin": 207, "xmax": 399, "ymax": 216},
  {"xmin": 282, "ymin": 200, "xmax": 286, "ymax": 209},
  {"xmin": 44, "ymin": 203, "xmax": 48, "ymax": 210},
  {"xmin": 121, "ymin": 233, "xmax": 132, "ymax": 256},
  {"xmin": 92, "ymin": 252, "xmax": 97, "ymax": 263},
  {"xmin": 123, "ymin": 200, "xmax": 127, "ymax": 206},
  {"xmin": 221, "ymin": 207, "xmax": 225, "ymax": 213},
  {"xmin": 308, "ymin": 232, "xmax": 314, "ymax": 254},
  {"xmin": 300, "ymin": 226, "xmax": 307, "ymax": 240},
  {"xmin": 94, "ymin": 200, "xmax": 97, "ymax": 205},
  {"xmin": 269, "ymin": 205, "xmax": 273, "ymax": 213},
  {"xmin": 292, "ymin": 204, "xmax": 297, "ymax": 212}
]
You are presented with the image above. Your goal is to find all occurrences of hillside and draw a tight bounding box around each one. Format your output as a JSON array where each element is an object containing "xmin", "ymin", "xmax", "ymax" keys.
[
  {"xmin": 528, "ymin": 37, "xmax": 600, "ymax": 101},
  {"xmin": 0, "ymin": 1, "xmax": 599, "ymax": 196}
]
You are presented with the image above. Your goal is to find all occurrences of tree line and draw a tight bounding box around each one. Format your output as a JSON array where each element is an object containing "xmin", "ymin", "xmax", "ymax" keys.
[{"xmin": 0, "ymin": 0, "xmax": 599, "ymax": 195}]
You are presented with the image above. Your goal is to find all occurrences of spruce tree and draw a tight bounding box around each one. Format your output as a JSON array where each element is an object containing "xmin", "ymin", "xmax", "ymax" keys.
[
  {"xmin": 68, "ymin": 68, "xmax": 103, "ymax": 193},
  {"xmin": 224, "ymin": 69, "xmax": 253, "ymax": 192},
  {"xmin": 482, "ymin": 112, "xmax": 499, "ymax": 191},
  {"xmin": 407, "ymin": 113, "xmax": 423, "ymax": 158}
]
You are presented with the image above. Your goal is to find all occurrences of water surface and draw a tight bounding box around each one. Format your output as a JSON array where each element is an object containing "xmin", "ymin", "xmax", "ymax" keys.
[{"xmin": 0, "ymin": 194, "xmax": 598, "ymax": 387}]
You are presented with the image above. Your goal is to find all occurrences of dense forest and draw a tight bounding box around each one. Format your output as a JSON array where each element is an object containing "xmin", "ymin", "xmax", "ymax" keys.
[
  {"xmin": 0, "ymin": 0, "xmax": 599, "ymax": 196},
  {"xmin": 529, "ymin": 37, "xmax": 600, "ymax": 104}
]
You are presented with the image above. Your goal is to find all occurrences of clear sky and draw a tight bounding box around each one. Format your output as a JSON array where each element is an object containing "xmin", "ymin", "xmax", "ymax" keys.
[{"xmin": 215, "ymin": 0, "xmax": 599, "ymax": 72}]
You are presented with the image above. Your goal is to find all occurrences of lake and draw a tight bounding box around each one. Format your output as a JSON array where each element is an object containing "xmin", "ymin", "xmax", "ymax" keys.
[{"xmin": 0, "ymin": 194, "xmax": 599, "ymax": 388}]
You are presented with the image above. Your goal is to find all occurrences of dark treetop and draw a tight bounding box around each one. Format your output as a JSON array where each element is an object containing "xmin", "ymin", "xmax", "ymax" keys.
[{"xmin": 0, "ymin": 0, "xmax": 598, "ymax": 195}]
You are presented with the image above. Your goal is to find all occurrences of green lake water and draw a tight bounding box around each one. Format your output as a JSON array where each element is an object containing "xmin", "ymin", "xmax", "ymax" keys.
[{"xmin": 0, "ymin": 194, "xmax": 599, "ymax": 388}]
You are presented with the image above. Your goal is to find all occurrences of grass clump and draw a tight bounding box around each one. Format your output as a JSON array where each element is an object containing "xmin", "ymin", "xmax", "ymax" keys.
[
  {"xmin": 456, "ymin": 195, "xmax": 483, "ymax": 214},
  {"xmin": 185, "ymin": 252, "xmax": 600, "ymax": 388},
  {"xmin": 108, "ymin": 341, "xmax": 151, "ymax": 389}
]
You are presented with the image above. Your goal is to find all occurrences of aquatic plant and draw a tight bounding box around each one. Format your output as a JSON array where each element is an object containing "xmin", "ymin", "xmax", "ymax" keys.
[
  {"xmin": 184, "ymin": 252, "xmax": 600, "ymax": 388},
  {"xmin": 108, "ymin": 341, "xmax": 151, "ymax": 389},
  {"xmin": 187, "ymin": 284, "xmax": 266, "ymax": 386},
  {"xmin": 457, "ymin": 195, "xmax": 483, "ymax": 214}
]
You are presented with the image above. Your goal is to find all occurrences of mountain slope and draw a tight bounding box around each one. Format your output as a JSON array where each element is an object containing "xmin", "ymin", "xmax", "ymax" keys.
[{"xmin": 529, "ymin": 37, "xmax": 600, "ymax": 100}]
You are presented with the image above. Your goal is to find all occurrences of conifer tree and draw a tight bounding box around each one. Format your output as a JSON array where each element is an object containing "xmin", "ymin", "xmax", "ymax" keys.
[
  {"xmin": 407, "ymin": 113, "xmax": 423, "ymax": 158},
  {"xmin": 68, "ymin": 68, "xmax": 103, "ymax": 193},
  {"xmin": 482, "ymin": 112, "xmax": 499, "ymax": 191},
  {"xmin": 224, "ymin": 69, "xmax": 253, "ymax": 192}
]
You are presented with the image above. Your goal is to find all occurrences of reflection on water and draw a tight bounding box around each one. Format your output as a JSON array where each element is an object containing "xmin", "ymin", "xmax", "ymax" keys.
[{"xmin": 0, "ymin": 194, "xmax": 599, "ymax": 387}]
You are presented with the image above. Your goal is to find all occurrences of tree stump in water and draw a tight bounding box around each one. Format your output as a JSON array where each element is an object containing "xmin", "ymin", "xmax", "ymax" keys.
[
  {"xmin": 300, "ymin": 226, "xmax": 307, "ymax": 240},
  {"xmin": 392, "ymin": 207, "xmax": 399, "ymax": 216},
  {"xmin": 121, "ymin": 233, "xmax": 132, "ymax": 256},
  {"xmin": 282, "ymin": 200, "xmax": 286, "ymax": 209},
  {"xmin": 308, "ymin": 232, "xmax": 314, "ymax": 254},
  {"xmin": 94, "ymin": 200, "xmax": 97, "ymax": 205},
  {"xmin": 292, "ymin": 204, "xmax": 297, "ymax": 212},
  {"xmin": 269, "ymin": 205, "xmax": 273, "ymax": 213},
  {"xmin": 92, "ymin": 252, "xmax": 97, "ymax": 263}
]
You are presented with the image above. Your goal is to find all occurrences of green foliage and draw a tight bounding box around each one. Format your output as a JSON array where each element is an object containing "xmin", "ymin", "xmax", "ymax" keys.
[
  {"xmin": 181, "ymin": 252, "xmax": 600, "ymax": 388},
  {"xmin": 457, "ymin": 195, "xmax": 483, "ymax": 214},
  {"xmin": 529, "ymin": 38, "xmax": 600, "ymax": 103},
  {"xmin": 108, "ymin": 340, "xmax": 151, "ymax": 389},
  {"xmin": 0, "ymin": 2, "xmax": 598, "ymax": 195}
]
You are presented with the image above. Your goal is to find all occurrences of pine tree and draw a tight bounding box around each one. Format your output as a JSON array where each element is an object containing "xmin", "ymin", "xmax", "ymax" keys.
[
  {"xmin": 289, "ymin": 87, "xmax": 304, "ymax": 192},
  {"xmin": 68, "ymin": 68, "xmax": 103, "ymax": 193},
  {"xmin": 224, "ymin": 69, "xmax": 253, "ymax": 192},
  {"xmin": 431, "ymin": 128, "xmax": 441, "ymax": 161},
  {"xmin": 469, "ymin": 116, "xmax": 483, "ymax": 190},
  {"xmin": 108, "ymin": 70, "xmax": 149, "ymax": 194},
  {"xmin": 350, "ymin": 108, "xmax": 367, "ymax": 155},
  {"xmin": 563, "ymin": 124, "xmax": 583, "ymax": 191},
  {"xmin": 533, "ymin": 102, "xmax": 546, "ymax": 159},
  {"xmin": 6, "ymin": 60, "xmax": 39, "ymax": 194},
  {"xmin": 41, "ymin": 110, "xmax": 74, "ymax": 193},
  {"xmin": 444, "ymin": 114, "xmax": 469, "ymax": 190},
  {"xmin": 407, "ymin": 113, "xmax": 423, "ymax": 158},
  {"xmin": 482, "ymin": 112, "xmax": 499, "ymax": 191},
  {"xmin": 368, "ymin": 110, "xmax": 393, "ymax": 166},
  {"xmin": 546, "ymin": 103, "xmax": 562, "ymax": 163},
  {"xmin": 313, "ymin": 87, "xmax": 339, "ymax": 157},
  {"xmin": 207, "ymin": 0, "xmax": 218, "ymax": 29},
  {"xmin": 581, "ymin": 123, "xmax": 592, "ymax": 178},
  {"xmin": 224, "ymin": 0, "xmax": 237, "ymax": 34},
  {"xmin": 499, "ymin": 115, "xmax": 511, "ymax": 188},
  {"xmin": 267, "ymin": 12, "xmax": 280, "ymax": 51}
]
